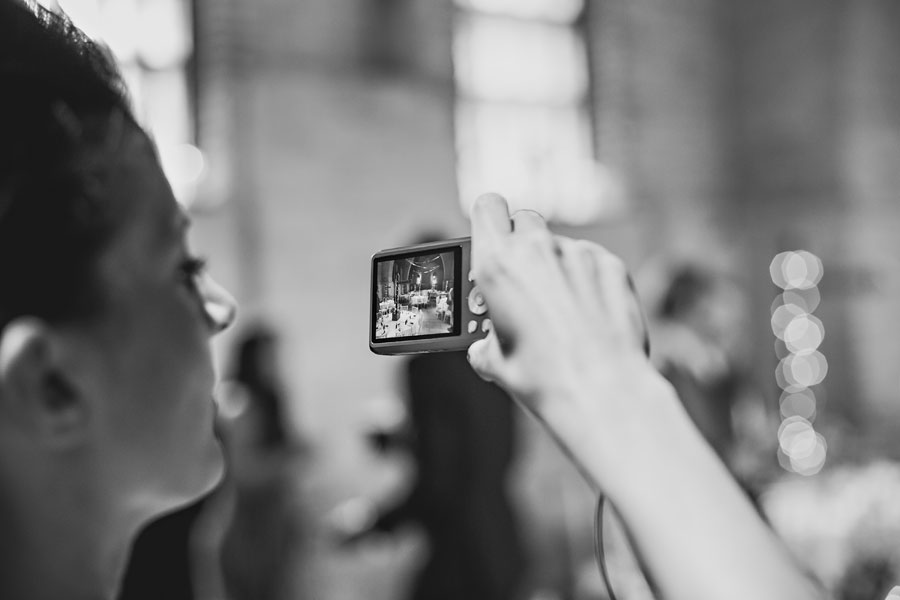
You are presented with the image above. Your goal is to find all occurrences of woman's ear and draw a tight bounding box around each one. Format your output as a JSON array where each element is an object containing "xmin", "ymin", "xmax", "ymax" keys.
[{"xmin": 0, "ymin": 317, "xmax": 89, "ymax": 448}]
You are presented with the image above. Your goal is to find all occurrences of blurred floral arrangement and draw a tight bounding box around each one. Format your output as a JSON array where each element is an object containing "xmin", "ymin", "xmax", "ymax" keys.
[{"xmin": 762, "ymin": 460, "xmax": 900, "ymax": 598}]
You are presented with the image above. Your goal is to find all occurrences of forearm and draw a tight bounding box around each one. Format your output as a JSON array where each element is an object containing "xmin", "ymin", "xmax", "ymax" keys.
[
  {"xmin": 464, "ymin": 195, "xmax": 825, "ymax": 600},
  {"xmin": 542, "ymin": 365, "xmax": 824, "ymax": 600}
]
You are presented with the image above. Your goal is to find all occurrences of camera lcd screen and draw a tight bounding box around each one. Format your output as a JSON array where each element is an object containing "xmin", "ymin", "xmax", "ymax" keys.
[{"xmin": 372, "ymin": 247, "xmax": 461, "ymax": 342}]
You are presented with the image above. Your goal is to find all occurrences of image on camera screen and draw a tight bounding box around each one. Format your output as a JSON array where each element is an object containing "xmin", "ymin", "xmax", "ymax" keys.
[{"xmin": 374, "ymin": 250, "xmax": 457, "ymax": 340}]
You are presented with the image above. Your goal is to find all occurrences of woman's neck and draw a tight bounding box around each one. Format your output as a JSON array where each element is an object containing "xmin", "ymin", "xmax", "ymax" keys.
[{"xmin": 0, "ymin": 473, "xmax": 135, "ymax": 600}]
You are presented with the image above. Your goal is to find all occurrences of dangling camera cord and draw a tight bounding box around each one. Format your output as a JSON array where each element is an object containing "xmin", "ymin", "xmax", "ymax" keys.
[{"xmin": 593, "ymin": 493, "xmax": 619, "ymax": 600}]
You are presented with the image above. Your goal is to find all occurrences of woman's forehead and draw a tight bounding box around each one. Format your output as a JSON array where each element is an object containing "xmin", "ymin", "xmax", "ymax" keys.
[{"xmin": 106, "ymin": 126, "xmax": 187, "ymax": 251}]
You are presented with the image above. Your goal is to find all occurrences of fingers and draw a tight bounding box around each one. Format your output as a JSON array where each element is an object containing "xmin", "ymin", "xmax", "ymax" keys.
[
  {"xmin": 471, "ymin": 193, "xmax": 512, "ymax": 245},
  {"xmin": 471, "ymin": 193, "xmax": 512, "ymax": 275},
  {"xmin": 552, "ymin": 238, "xmax": 599, "ymax": 306},
  {"xmin": 511, "ymin": 209, "xmax": 547, "ymax": 234},
  {"xmin": 587, "ymin": 244, "xmax": 650, "ymax": 355},
  {"xmin": 467, "ymin": 329, "xmax": 507, "ymax": 384},
  {"xmin": 554, "ymin": 238, "xmax": 649, "ymax": 356}
]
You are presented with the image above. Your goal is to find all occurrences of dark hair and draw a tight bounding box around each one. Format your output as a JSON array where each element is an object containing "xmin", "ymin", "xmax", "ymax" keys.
[{"xmin": 0, "ymin": 1, "xmax": 138, "ymax": 329}]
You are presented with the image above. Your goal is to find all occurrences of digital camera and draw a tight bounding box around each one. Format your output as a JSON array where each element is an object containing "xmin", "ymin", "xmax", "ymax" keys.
[{"xmin": 369, "ymin": 237, "xmax": 491, "ymax": 355}]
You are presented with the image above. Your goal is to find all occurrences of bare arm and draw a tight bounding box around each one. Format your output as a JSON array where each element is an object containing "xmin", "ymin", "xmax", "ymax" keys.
[{"xmin": 465, "ymin": 193, "xmax": 824, "ymax": 600}]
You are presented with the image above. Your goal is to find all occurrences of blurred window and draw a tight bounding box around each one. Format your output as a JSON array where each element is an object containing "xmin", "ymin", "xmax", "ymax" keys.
[
  {"xmin": 36, "ymin": 0, "xmax": 204, "ymax": 206},
  {"xmin": 453, "ymin": 0, "xmax": 613, "ymax": 224}
]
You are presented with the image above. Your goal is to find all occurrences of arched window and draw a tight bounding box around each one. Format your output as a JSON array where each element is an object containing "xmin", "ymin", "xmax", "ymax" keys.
[{"xmin": 453, "ymin": 0, "xmax": 618, "ymax": 224}]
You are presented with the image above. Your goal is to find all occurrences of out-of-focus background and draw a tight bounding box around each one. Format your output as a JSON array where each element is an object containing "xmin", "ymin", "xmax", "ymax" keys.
[{"xmin": 36, "ymin": 0, "xmax": 900, "ymax": 599}]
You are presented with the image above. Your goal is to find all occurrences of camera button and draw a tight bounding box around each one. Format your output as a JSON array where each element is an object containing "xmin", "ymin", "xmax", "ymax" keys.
[
  {"xmin": 467, "ymin": 286, "xmax": 488, "ymax": 315},
  {"xmin": 467, "ymin": 320, "xmax": 478, "ymax": 334},
  {"xmin": 481, "ymin": 318, "xmax": 492, "ymax": 333}
]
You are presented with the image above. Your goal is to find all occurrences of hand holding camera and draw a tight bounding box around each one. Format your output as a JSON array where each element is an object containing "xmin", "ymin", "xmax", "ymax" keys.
[
  {"xmin": 463, "ymin": 194, "xmax": 675, "ymax": 489},
  {"xmin": 369, "ymin": 193, "xmax": 664, "ymax": 483},
  {"xmin": 466, "ymin": 194, "xmax": 651, "ymax": 402},
  {"xmin": 465, "ymin": 195, "xmax": 824, "ymax": 600},
  {"xmin": 368, "ymin": 192, "xmax": 669, "ymax": 491}
]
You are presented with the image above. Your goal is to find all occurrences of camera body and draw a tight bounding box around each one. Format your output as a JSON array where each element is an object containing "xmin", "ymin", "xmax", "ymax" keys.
[{"xmin": 369, "ymin": 237, "xmax": 490, "ymax": 355}]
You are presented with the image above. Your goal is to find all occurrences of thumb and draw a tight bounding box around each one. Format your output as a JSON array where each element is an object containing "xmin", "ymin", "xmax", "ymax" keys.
[{"xmin": 467, "ymin": 329, "xmax": 507, "ymax": 384}]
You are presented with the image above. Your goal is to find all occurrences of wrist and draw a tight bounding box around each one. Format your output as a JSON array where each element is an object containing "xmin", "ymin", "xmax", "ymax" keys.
[{"xmin": 534, "ymin": 359, "xmax": 690, "ymax": 496}]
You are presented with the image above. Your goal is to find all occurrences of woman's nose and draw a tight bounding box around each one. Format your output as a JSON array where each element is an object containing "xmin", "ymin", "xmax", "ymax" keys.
[{"xmin": 196, "ymin": 271, "xmax": 237, "ymax": 333}]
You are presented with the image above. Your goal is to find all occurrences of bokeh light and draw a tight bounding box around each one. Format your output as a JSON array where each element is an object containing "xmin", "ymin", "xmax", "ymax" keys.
[
  {"xmin": 780, "ymin": 389, "xmax": 817, "ymax": 421},
  {"xmin": 774, "ymin": 338, "xmax": 791, "ymax": 360},
  {"xmin": 789, "ymin": 434, "xmax": 827, "ymax": 476},
  {"xmin": 774, "ymin": 362, "xmax": 792, "ymax": 392},
  {"xmin": 785, "ymin": 351, "xmax": 829, "ymax": 388},
  {"xmin": 770, "ymin": 249, "xmax": 826, "ymax": 475},
  {"xmin": 161, "ymin": 143, "xmax": 206, "ymax": 184},
  {"xmin": 781, "ymin": 287, "xmax": 821, "ymax": 313},
  {"xmin": 783, "ymin": 313, "xmax": 824, "ymax": 353},
  {"xmin": 770, "ymin": 251, "xmax": 824, "ymax": 290},
  {"xmin": 771, "ymin": 303, "xmax": 806, "ymax": 339},
  {"xmin": 778, "ymin": 416, "xmax": 816, "ymax": 456},
  {"xmin": 783, "ymin": 251, "xmax": 821, "ymax": 289},
  {"xmin": 776, "ymin": 447, "xmax": 793, "ymax": 472},
  {"xmin": 214, "ymin": 381, "xmax": 250, "ymax": 420},
  {"xmin": 158, "ymin": 144, "xmax": 207, "ymax": 206},
  {"xmin": 776, "ymin": 433, "xmax": 827, "ymax": 477},
  {"xmin": 777, "ymin": 417, "xmax": 828, "ymax": 476}
]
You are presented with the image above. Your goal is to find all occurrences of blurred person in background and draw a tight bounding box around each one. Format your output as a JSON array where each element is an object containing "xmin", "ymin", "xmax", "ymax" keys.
[
  {"xmin": 193, "ymin": 324, "xmax": 306, "ymax": 600},
  {"xmin": 339, "ymin": 350, "xmax": 525, "ymax": 600},
  {"xmin": 644, "ymin": 264, "xmax": 743, "ymax": 459},
  {"xmin": 640, "ymin": 261, "xmax": 775, "ymax": 504},
  {"xmin": 224, "ymin": 326, "xmax": 292, "ymax": 451},
  {"xmin": 123, "ymin": 326, "xmax": 303, "ymax": 600},
  {"xmin": 1, "ymin": 4, "xmax": 826, "ymax": 600}
]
